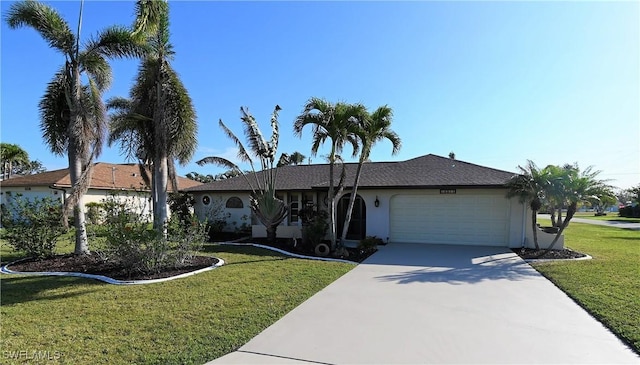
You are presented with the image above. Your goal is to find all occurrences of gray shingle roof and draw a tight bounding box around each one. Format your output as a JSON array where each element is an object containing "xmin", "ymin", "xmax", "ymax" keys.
[{"xmin": 185, "ymin": 154, "xmax": 515, "ymax": 192}]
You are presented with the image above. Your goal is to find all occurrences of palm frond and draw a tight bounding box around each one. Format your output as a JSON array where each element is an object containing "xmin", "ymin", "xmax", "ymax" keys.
[
  {"xmin": 276, "ymin": 153, "xmax": 290, "ymax": 167},
  {"xmin": 240, "ymin": 107, "xmax": 269, "ymax": 158},
  {"xmin": 131, "ymin": 0, "xmax": 169, "ymax": 42},
  {"xmin": 219, "ymin": 120, "xmax": 253, "ymax": 165},
  {"xmin": 6, "ymin": 1, "xmax": 75, "ymax": 54},
  {"xmin": 196, "ymin": 156, "xmax": 239, "ymax": 170},
  {"xmin": 78, "ymin": 51, "xmax": 112, "ymax": 91},
  {"xmin": 268, "ymin": 105, "xmax": 282, "ymax": 159},
  {"xmin": 85, "ymin": 25, "xmax": 146, "ymax": 59},
  {"xmin": 38, "ymin": 70, "xmax": 69, "ymax": 155}
]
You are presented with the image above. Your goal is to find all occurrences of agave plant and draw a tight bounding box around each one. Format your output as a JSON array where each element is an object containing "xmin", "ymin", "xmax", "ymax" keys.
[{"xmin": 197, "ymin": 106, "xmax": 288, "ymax": 243}]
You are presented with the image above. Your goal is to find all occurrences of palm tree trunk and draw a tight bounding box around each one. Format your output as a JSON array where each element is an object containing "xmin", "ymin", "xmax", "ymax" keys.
[
  {"xmin": 266, "ymin": 224, "xmax": 276, "ymax": 243},
  {"xmin": 557, "ymin": 208, "xmax": 563, "ymax": 227},
  {"xmin": 327, "ymin": 147, "xmax": 336, "ymax": 250},
  {"xmin": 531, "ymin": 209, "xmax": 540, "ymax": 250},
  {"xmin": 340, "ymin": 160, "xmax": 364, "ymax": 242},
  {"xmin": 547, "ymin": 202, "xmax": 576, "ymax": 250},
  {"xmin": 68, "ymin": 142, "xmax": 89, "ymax": 255},
  {"xmin": 154, "ymin": 156, "xmax": 169, "ymax": 236},
  {"xmin": 68, "ymin": 59, "xmax": 89, "ymax": 255}
]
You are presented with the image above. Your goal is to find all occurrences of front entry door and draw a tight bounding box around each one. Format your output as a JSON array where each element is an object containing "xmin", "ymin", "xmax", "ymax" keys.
[{"xmin": 337, "ymin": 194, "xmax": 366, "ymax": 240}]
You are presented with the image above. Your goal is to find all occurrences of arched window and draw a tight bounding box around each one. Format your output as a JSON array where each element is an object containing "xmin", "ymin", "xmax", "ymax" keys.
[
  {"xmin": 202, "ymin": 195, "xmax": 211, "ymax": 205},
  {"xmin": 226, "ymin": 196, "xmax": 243, "ymax": 208}
]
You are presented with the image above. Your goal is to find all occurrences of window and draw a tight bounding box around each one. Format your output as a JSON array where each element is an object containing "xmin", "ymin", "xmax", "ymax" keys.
[
  {"xmin": 289, "ymin": 192, "xmax": 300, "ymax": 224},
  {"xmin": 226, "ymin": 196, "xmax": 243, "ymax": 208},
  {"xmin": 202, "ymin": 195, "xmax": 211, "ymax": 205}
]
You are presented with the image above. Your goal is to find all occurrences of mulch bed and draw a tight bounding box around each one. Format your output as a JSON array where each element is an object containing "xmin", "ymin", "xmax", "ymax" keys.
[
  {"xmin": 513, "ymin": 248, "xmax": 587, "ymax": 260},
  {"xmin": 233, "ymin": 237, "xmax": 377, "ymax": 263},
  {"xmin": 5, "ymin": 254, "xmax": 218, "ymax": 281}
]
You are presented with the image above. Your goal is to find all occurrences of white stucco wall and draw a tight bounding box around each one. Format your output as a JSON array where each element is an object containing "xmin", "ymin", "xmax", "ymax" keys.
[
  {"xmin": 523, "ymin": 210, "xmax": 565, "ymax": 250},
  {"xmin": 1, "ymin": 187, "xmax": 152, "ymax": 220},
  {"xmin": 192, "ymin": 192, "xmax": 252, "ymax": 232},
  {"xmin": 192, "ymin": 188, "xmax": 533, "ymax": 248},
  {"xmin": 0, "ymin": 186, "xmax": 64, "ymax": 206}
]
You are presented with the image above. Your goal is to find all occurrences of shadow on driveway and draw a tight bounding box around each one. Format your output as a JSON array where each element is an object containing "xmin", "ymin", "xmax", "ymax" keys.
[{"xmin": 367, "ymin": 243, "xmax": 539, "ymax": 285}]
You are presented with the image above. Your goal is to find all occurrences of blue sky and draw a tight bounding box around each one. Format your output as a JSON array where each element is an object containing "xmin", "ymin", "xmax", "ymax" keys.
[{"xmin": 1, "ymin": 1, "xmax": 638, "ymax": 189}]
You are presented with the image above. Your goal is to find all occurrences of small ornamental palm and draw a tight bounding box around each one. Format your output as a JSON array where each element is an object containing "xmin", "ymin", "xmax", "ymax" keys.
[
  {"xmin": 5, "ymin": 0, "xmax": 142, "ymax": 254},
  {"xmin": 340, "ymin": 105, "xmax": 401, "ymax": 243},
  {"xmin": 197, "ymin": 106, "xmax": 288, "ymax": 244},
  {"xmin": 294, "ymin": 98, "xmax": 367, "ymax": 250},
  {"xmin": 545, "ymin": 164, "xmax": 614, "ymax": 250}
]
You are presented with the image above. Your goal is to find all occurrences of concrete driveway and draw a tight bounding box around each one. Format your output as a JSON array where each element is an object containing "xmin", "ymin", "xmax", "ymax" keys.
[{"xmin": 208, "ymin": 244, "xmax": 639, "ymax": 364}]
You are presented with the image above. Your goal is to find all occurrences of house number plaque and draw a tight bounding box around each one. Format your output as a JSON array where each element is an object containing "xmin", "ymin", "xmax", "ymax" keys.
[{"xmin": 440, "ymin": 189, "xmax": 456, "ymax": 194}]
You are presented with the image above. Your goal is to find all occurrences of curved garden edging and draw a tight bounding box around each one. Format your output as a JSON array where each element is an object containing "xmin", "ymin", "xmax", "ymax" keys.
[
  {"xmin": 524, "ymin": 254, "xmax": 593, "ymax": 263},
  {"xmin": 0, "ymin": 257, "xmax": 225, "ymax": 285},
  {"xmin": 218, "ymin": 242, "xmax": 358, "ymax": 265}
]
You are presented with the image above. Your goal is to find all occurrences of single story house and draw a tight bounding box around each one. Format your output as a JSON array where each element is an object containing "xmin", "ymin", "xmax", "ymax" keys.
[
  {"xmin": 185, "ymin": 154, "xmax": 562, "ymax": 249},
  {"xmin": 0, "ymin": 162, "xmax": 202, "ymax": 219}
]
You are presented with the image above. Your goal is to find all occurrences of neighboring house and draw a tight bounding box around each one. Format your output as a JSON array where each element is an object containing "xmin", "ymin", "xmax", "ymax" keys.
[
  {"xmin": 0, "ymin": 162, "xmax": 201, "ymax": 219},
  {"xmin": 186, "ymin": 154, "xmax": 562, "ymax": 249}
]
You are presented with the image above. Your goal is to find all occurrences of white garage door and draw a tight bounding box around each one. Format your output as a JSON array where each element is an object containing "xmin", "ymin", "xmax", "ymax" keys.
[{"xmin": 389, "ymin": 194, "xmax": 509, "ymax": 246}]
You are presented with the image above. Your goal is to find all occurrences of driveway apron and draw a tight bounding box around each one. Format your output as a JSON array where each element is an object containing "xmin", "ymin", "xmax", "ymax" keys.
[{"xmin": 208, "ymin": 244, "xmax": 639, "ymax": 364}]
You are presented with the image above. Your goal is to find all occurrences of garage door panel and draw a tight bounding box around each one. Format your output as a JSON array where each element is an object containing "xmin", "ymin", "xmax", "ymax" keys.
[{"xmin": 389, "ymin": 194, "xmax": 509, "ymax": 246}]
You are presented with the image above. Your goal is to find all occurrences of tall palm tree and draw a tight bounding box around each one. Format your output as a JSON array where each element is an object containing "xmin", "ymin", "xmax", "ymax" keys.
[
  {"xmin": 505, "ymin": 160, "xmax": 547, "ymax": 250},
  {"xmin": 108, "ymin": 0, "xmax": 197, "ymax": 234},
  {"xmin": 6, "ymin": 0, "xmax": 141, "ymax": 254},
  {"xmin": 288, "ymin": 151, "xmax": 306, "ymax": 165},
  {"xmin": 197, "ymin": 106, "xmax": 288, "ymax": 243},
  {"xmin": 294, "ymin": 98, "xmax": 366, "ymax": 250},
  {"xmin": 340, "ymin": 105, "xmax": 401, "ymax": 243},
  {"xmin": 0, "ymin": 143, "xmax": 30, "ymax": 179}
]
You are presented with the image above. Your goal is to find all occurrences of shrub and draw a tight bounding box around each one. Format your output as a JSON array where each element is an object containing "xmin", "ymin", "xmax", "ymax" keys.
[
  {"xmin": 0, "ymin": 193, "xmax": 66, "ymax": 259},
  {"xmin": 358, "ymin": 236, "xmax": 383, "ymax": 250},
  {"xmin": 167, "ymin": 214, "xmax": 207, "ymax": 267},
  {"xmin": 300, "ymin": 205, "xmax": 329, "ymax": 250},
  {"xmin": 202, "ymin": 197, "xmax": 230, "ymax": 240},
  {"xmin": 619, "ymin": 205, "xmax": 640, "ymax": 218},
  {"xmin": 85, "ymin": 202, "xmax": 105, "ymax": 225},
  {"xmin": 101, "ymin": 193, "xmax": 208, "ymax": 275},
  {"xmin": 168, "ymin": 192, "xmax": 195, "ymax": 226}
]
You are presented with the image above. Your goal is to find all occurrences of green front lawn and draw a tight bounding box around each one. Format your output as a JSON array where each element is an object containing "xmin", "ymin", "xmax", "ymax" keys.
[
  {"xmin": 0, "ymin": 243, "xmax": 353, "ymax": 364},
  {"xmin": 532, "ymin": 222, "xmax": 640, "ymax": 353},
  {"xmin": 572, "ymin": 211, "xmax": 640, "ymax": 223}
]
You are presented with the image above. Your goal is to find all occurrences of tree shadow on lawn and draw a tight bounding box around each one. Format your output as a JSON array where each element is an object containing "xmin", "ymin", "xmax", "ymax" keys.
[
  {"xmin": 0, "ymin": 275, "xmax": 102, "ymax": 306},
  {"xmin": 601, "ymin": 236, "xmax": 640, "ymax": 241}
]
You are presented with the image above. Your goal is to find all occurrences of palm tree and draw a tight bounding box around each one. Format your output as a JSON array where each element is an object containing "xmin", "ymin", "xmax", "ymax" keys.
[
  {"xmin": 546, "ymin": 164, "xmax": 614, "ymax": 250},
  {"xmin": 197, "ymin": 106, "xmax": 288, "ymax": 243},
  {"xmin": 289, "ymin": 151, "xmax": 306, "ymax": 165},
  {"xmin": 6, "ymin": 0, "xmax": 141, "ymax": 254},
  {"xmin": 505, "ymin": 160, "xmax": 547, "ymax": 250},
  {"xmin": 0, "ymin": 143, "xmax": 30, "ymax": 179},
  {"xmin": 108, "ymin": 0, "xmax": 197, "ymax": 234},
  {"xmin": 294, "ymin": 98, "xmax": 367, "ymax": 250},
  {"xmin": 340, "ymin": 105, "xmax": 401, "ymax": 243}
]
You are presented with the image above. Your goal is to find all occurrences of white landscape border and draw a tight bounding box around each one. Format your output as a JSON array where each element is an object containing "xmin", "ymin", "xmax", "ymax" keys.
[
  {"xmin": 0, "ymin": 257, "xmax": 225, "ymax": 285},
  {"xmin": 216, "ymin": 242, "xmax": 358, "ymax": 265},
  {"xmin": 0, "ymin": 241, "xmax": 358, "ymax": 285}
]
